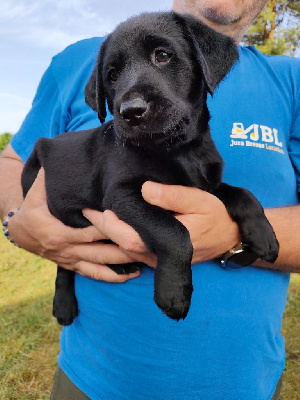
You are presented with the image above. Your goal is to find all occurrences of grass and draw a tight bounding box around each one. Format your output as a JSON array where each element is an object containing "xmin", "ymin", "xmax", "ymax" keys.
[
  {"xmin": 0, "ymin": 235, "xmax": 299, "ymax": 399},
  {"xmin": 282, "ymin": 273, "xmax": 300, "ymax": 399},
  {"xmin": 0, "ymin": 237, "xmax": 61, "ymax": 399}
]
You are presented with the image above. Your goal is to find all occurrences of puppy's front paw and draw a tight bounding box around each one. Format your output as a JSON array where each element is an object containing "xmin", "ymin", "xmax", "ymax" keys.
[
  {"xmin": 154, "ymin": 280, "xmax": 193, "ymax": 321},
  {"xmin": 240, "ymin": 217, "xmax": 279, "ymax": 264},
  {"xmin": 53, "ymin": 288, "xmax": 78, "ymax": 326}
]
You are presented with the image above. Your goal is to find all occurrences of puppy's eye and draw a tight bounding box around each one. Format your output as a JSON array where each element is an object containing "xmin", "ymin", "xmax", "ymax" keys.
[
  {"xmin": 153, "ymin": 49, "xmax": 173, "ymax": 65},
  {"xmin": 108, "ymin": 68, "xmax": 119, "ymax": 82}
]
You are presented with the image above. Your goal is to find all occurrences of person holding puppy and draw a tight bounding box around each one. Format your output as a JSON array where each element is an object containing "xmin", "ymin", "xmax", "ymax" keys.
[{"xmin": 0, "ymin": 0, "xmax": 299, "ymax": 399}]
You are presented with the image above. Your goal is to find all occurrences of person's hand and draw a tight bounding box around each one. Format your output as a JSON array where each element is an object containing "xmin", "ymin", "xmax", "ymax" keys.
[
  {"xmin": 143, "ymin": 182, "xmax": 241, "ymax": 263},
  {"xmin": 82, "ymin": 208, "xmax": 158, "ymax": 268},
  {"xmin": 83, "ymin": 181, "xmax": 241, "ymax": 266},
  {"xmin": 8, "ymin": 169, "xmax": 140, "ymax": 282}
]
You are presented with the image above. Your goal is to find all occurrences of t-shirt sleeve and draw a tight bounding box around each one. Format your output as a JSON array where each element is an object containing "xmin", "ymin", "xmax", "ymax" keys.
[
  {"xmin": 10, "ymin": 62, "xmax": 67, "ymax": 163},
  {"xmin": 288, "ymin": 91, "xmax": 300, "ymax": 193}
]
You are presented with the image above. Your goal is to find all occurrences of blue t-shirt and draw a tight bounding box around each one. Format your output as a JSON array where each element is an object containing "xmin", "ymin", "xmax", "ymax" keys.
[{"xmin": 11, "ymin": 38, "xmax": 300, "ymax": 400}]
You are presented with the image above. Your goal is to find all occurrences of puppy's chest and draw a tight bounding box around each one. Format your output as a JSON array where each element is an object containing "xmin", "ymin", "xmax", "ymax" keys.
[{"xmin": 106, "ymin": 147, "xmax": 213, "ymax": 191}]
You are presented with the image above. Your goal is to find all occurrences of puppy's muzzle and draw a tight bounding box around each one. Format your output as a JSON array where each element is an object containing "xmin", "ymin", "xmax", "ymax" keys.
[{"xmin": 120, "ymin": 98, "xmax": 149, "ymax": 126}]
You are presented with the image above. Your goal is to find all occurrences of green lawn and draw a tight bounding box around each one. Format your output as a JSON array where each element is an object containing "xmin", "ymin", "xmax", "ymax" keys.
[
  {"xmin": 0, "ymin": 235, "xmax": 299, "ymax": 399},
  {"xmin": 0, "ymin": 236, "xmax": 60, "ymax": 399}
]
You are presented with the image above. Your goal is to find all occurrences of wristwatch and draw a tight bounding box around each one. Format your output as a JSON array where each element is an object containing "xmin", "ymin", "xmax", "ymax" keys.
[{"xmin": 220, "ymin": 242, "xmax": 258, "ymax": 269}]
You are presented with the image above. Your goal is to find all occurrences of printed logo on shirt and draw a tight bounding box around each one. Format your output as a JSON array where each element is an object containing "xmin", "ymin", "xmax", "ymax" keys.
[{"xmin": 230, "ymin": 123, "xmax": 284, "ymax": 154}]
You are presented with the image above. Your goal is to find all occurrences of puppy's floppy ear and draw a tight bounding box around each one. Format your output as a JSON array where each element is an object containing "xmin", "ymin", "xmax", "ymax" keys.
[
  {"xmin": 84, "ymin": 38, "xmax": 109, "ymax": 124},
  {"xmin": 174, "ymin": 13, "xmax": 238, "ymax": 94}
]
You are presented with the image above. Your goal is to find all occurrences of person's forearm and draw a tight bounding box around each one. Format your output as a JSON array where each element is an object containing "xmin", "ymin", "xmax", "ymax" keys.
[
  {"xmin": 255, "ymin": 206, "xmax": 300, "ymax": 273},
  {"xmin": 0, "ymin": 144, "xmax": 24, "ymax": 220}
]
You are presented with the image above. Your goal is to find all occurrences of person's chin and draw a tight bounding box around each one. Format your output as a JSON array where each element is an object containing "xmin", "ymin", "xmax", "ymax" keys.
[{"xmin": 199, "ymin": 8, "xmax": 242, "ymax": 26}]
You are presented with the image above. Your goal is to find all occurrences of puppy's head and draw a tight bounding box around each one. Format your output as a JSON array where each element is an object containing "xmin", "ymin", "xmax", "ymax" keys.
[{"xmin": 85, "ymin": 12, "xmax": 238, "ymax": 148}]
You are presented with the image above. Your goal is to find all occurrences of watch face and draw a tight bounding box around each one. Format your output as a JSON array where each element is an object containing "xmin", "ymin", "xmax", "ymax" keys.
[{"xmin": 228, "ymin": 250, "xmax": 258, "ymax": 268}]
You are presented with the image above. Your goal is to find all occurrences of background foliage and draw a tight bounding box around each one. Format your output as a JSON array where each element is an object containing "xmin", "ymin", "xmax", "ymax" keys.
[
  {"xmin": 0, "ymin": 133, "xmax": 13, "ymax": 153},
  {"xmin": 243, "ymin": 0, "xmax": 300, "ymax": 56}
]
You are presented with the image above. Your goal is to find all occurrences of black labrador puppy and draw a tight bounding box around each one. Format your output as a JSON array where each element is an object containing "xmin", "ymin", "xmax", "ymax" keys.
[{"xmin": 22, "ymin": 12, "xmax": 279, "ymax": 325}]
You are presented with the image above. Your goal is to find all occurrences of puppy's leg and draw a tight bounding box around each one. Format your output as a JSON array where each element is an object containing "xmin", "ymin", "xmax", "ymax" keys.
[
  {"xmin": 52, "ymin": 266, "xmax": 78, "ymax": 326},
  {"xmin": 213, "ymin": 183, "xmax": 279, "ymax": 263},
  {"xmin": 106, "ymin": 195, "xmax": 194, "ymax": 320}
]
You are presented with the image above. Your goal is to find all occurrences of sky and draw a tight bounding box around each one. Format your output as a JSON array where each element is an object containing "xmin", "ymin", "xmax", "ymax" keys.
[{"xmin": 0, "ymin": 0, "xmax": 173, "ymax": 134}]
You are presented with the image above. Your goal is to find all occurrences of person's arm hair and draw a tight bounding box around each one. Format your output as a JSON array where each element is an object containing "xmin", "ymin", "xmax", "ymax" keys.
[{"xmin": 256, "ymin": 206, "xmax": 300, "ymax": 273}]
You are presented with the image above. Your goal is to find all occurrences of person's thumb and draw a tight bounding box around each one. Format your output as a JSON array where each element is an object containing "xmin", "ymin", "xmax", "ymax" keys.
[
  {"xmin": 25, "ymin": 167, "xmax": 47, "ymax": 205},
  {"xmin": 142, "ymin": 181, "xmax": 207, "ymax": 214}
]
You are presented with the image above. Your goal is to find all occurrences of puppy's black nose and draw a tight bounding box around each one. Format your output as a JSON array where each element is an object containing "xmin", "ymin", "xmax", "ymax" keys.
[{"xmin": 120, "ymin": 98, "xmax": 148, "ymax": 124}]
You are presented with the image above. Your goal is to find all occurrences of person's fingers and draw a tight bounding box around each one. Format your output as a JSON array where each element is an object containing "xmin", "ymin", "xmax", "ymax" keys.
[
  {"xmin": 61, "ymin": 224, "xmax": 109, "ymax": 244},
  {"xmin": 82, "ymin": 208, "xmax": 157, "ymax": 266},
  {"xmin": 142, "ymin": 181, "xmax": 213, "ymax": 214},
  {"xmin": 25, "ymin": 170, "xmax": 108, "ymax": 244},
  {"xmin": 70, "ymin": 242, "xmax": 135, "ymax": 265},
  {"xmin": 24, "ymin": 178, "xmax": 109, "ymax": 244},
  {"xmin": 83, "ymin": 208, "xmax": 147, "ymax": 254},
  {"xmin": 63, "ymin": 261, "xmax": 141, "ymax": 282}
]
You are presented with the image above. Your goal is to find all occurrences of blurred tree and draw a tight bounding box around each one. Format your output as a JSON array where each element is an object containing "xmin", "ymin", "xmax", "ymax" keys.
[
  {"xmin": 0, "ymin": 133, "xmax": 13, "ymax": 153},
  {"xmin": 243, "ymin": 0, "xmax": 300, "ymax": 56}
]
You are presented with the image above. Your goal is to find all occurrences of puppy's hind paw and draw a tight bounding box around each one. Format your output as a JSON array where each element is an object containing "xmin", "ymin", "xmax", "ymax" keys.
[{"xmin": 52, "ymin": 289, "xmax": 78, "ymax": 326}]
